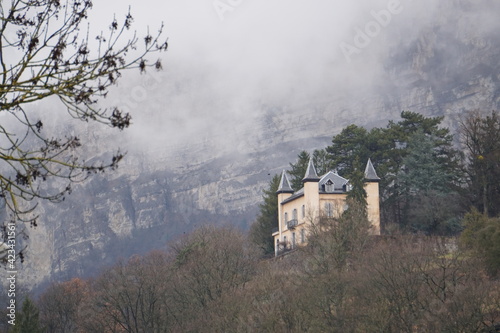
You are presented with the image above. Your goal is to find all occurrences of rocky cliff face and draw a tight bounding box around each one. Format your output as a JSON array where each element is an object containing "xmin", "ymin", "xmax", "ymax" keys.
[{"xmin": 3, "ymin": 0, "xmax": 500, "ymax": 292}]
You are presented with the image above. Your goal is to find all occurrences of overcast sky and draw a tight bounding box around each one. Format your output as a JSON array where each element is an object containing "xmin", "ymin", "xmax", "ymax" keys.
[{"xmin": 83, "ymin": 0, "xmax": 499, "ymax": 162}]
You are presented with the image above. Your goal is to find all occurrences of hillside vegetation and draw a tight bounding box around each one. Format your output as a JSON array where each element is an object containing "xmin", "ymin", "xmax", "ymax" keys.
[
  {"xmin": 4, "ymin": 111, "xmax": 500, "ymax": 333},
  {"xmin": 7, "ymin": 218, "xmax": 500, "ymax": 333}
]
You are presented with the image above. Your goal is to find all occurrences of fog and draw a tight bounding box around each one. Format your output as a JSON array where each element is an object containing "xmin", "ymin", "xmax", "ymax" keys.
[
  {"xmin": 71, "ymin": 0, "xmax": 500, "ymax": 162},
  {"xmin": 2, "ymin": 0, "xmax": 500, "ymax": 290}
]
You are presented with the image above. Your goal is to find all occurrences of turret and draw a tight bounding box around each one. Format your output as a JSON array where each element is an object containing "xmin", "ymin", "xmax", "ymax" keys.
[
  {"xmin": 276, "ymin": 170, "xmax": 294, "ymax": 246},
  {"xmin": 277, "ymin": 170, "xmax": 294, "ymax": 200},
  {"xmin": 364, "ymin": 158, "xmax": 381, "ymax": 235},
  {"xmin": 302, "ymin": 158, "xmax": 320, "ymax": 221}
]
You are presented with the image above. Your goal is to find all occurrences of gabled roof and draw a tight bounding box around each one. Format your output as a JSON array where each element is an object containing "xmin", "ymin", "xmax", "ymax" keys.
[
  {"xmin": 364, "ymin": 158, "xmax": 380, "ymax": 181},
  {"xmin": 276, "ymin": 170, "xmax": 294, "ymax": 194},
  {"xmin": 319, "ymin": 171, "xmax": 349, "ymax": 191},
  {"xmin": 302, "ymin": 158, "xmax": 320, "ymax": 182}
]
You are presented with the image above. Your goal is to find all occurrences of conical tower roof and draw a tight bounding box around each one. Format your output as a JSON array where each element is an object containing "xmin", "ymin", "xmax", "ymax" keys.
[
  {"xmin": 277, "ymin": 170, "xmax": 294, "ymax": 194},
  {"xmin": 302, "ymin": 158, "xmax": 320, "ymax": 183},
  {"xmin": 364, "ymin": 158, "xmax": 380, "ymax": 181}
]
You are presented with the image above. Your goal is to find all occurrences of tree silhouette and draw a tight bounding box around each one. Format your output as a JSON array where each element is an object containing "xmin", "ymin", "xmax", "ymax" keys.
[{"xmin": 0, "ymin": 1, "xmax": 167, "ymax": 223}]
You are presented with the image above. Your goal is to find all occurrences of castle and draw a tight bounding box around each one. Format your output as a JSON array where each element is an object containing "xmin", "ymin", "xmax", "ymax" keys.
[{"xmin": 272, "ymin": 159, "xmax": 380, "ymax": 256}]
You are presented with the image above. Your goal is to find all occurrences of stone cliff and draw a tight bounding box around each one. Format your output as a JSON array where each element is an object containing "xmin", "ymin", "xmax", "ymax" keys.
[{"xmin": 3, "ymin": 0, "xmax": 500, "ymax": 292}]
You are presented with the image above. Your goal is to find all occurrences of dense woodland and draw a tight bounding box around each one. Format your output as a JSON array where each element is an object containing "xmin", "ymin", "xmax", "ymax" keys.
[
  {"xmin": 3, "ymin": 111, "xmax": 500, "ymax": 332},
  {"xmin": 3, "ymin": 212, "xmax": 500, "ymax": 332}
]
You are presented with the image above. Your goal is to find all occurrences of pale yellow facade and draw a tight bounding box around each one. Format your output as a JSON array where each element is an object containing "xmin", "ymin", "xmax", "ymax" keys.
[
  {"xmin": 365, "ymin": 181, "xmax": 381, "ymax": 235},
  {"xmin": 273, "ymin": 159, "xmax": 381, "ymax": 256}
]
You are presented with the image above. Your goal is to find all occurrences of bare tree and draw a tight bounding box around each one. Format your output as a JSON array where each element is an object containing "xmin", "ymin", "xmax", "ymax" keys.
[
  {"xmin": 358, "ymin": 236, "xmax": 500, "ymax": 333},
  {"xmin": 0, "ymin": 0, "xmax": 167, "ymax": 224},
  {"xmin": 168, "ymin": 225, "xmax": 258, "ymax": 330},
  {"xmin": 38, "ymin": 278, "xmax": 90, "ymax": 333},
  {"xmin": 32, "ymin": 227, "xmax": 500, "ymax": 332},
  {"xmin": 234, "ymin": 256, "xmax": 313, "ymax": 332},
  {"xmin": 305, "ymin": 198, "xmax": 371, "ymax": 273},
  {"xmin": 86, "ymin": 251, "xmax": 173, "ymax": 333},
  {"xmin": 459, "ymin": 110, "xmax": 500, "ymax": 216}
]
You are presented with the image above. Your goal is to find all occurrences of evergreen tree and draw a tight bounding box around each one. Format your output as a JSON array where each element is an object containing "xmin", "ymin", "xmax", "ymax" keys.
[
  {"xmin": 249, "ymin": 175, "xmax": 280, "ymax": 255},
  {"xmin": 326, "ymin": 124, "xmax": 370, "ymax": 177},
  {"xmin": 10, "ymin": 297, "xmax": 44, "ymax": 333},
  {"xmin": 382, "ymin": 112, "xmax": 461, "ymax": 228},
  {"xmin": 288, "ymin": 150, "xmax": 332, "ymax": 191},
  {"xmin": 346, "ymin": 156, "xmax": 367, "ymax": 206},
  {"xmin": 312, "ymin": 149, "xmax": 331, "ymax": 176},
  {"xmin": 399, "ymin": 130, "xmax": 453, "ymax": 193},
  {"xmin": 288, "ymin": 151, "xmax": 310, "ymax": 191},
  {"xmin": 324, "ymin": 111, "xmax": 462, "ymax": 232},
  {"xmin": 396, "ymin": 130, "xmax": 462, "ymax": 234}
]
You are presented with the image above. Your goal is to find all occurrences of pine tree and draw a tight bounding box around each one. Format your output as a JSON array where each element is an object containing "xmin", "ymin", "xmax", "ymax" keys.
[
  {"xmin": 249, "ymin": 175, "xmax": 280, "ymax": 255},
  {"xmin": 288, "ymin": 151, "xmax": 310, "ymax": 191},
  {"xmin": 346, "ymin": 156, "xmax": 367, "ymax": 206},
  {"xmin": 10, "ymin": 297, "xmax": 44, "ymax": 333},
  {"xmin": 324, "ymin": 111, "xmax": 462, "ymax": 231},
  {"xmin": 399, "ymin": 130, "xmax": 453, "ymax": 193},
  {"xmin": 313, "ymin": 149, "xmax": 331, "ymax": 176},
  {"xmin": 326, "ymin": 124, "xmax": 370, "ymax": 178}
]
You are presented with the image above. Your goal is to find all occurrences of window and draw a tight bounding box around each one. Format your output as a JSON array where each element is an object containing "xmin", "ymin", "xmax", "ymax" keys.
[
  {"xmin": 325, "ymin": 202, "xmax": 333, "ymax": 217},
  {"xmin": 284, "ymin": 212, "xmax": 288, "ymax": 222},
  {"xmin": 325, "ymin": 180, "xmax": 334, "ymax": 192},
  {"xmin": 301, "ymin": 205, "xmax": 305, "ymax": 218},
  {"xmin": 283, "ymin": 236, "xmax": 287, "ymax": 248},
  {"xmin": 292, "ymin": 209, "xmax": 297, "ymax": 221},
  {"xmin": 292, "ymin": 232, "xmax": 296, "ymax": 248},
  {"xmin": 300, "ymin": 228, "xmax": 305, "ymax": 243}
]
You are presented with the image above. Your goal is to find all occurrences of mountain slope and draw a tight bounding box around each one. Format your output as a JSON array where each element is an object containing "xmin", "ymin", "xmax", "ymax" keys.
[{"xmin": 3, "ymin": 0, "xmax": 500, "ymax": 292}]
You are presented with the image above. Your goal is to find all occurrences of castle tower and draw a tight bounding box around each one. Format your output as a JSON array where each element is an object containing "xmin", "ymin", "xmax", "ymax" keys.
[
  {"xmin": 275, "ymin": 170, "xmax": 294, "ymax": 254},
  {"xmin": 302, "ymin": 158, "xmax": 320, "ymax": 221},
  {"xmin": 277, "ymin": 170, "xmax": 294, "ymax": 228},
  {"xmin": 364, "ymin": 158, "xmax": 381, "ymax": 235}
]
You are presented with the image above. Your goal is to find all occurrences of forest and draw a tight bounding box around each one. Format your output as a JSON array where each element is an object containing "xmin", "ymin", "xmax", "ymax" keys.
[{"xmin": 3, "ymin": 110, "xmax": 500, "ymax": 333}]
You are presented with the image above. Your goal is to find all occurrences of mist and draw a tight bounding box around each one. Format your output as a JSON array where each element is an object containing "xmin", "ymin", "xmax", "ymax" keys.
[
  {"xmin": 2, "ymin": 0, "xmax": 500, "ymax": 291},
  {"xmin": 76, "ymin": 0, "xmax": 494, "ymax": 167}
]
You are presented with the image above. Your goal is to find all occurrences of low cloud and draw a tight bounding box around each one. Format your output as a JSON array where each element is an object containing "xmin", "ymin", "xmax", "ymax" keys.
[{"xmin": 86, "ymin": 0, "xmax": 500, "ymax": 162}]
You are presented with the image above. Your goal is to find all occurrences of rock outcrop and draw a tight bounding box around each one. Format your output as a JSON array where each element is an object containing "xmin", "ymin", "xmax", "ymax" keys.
[{"xmin": 2, "ymin": 0, "xmax": 500, "ymax": 292}]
